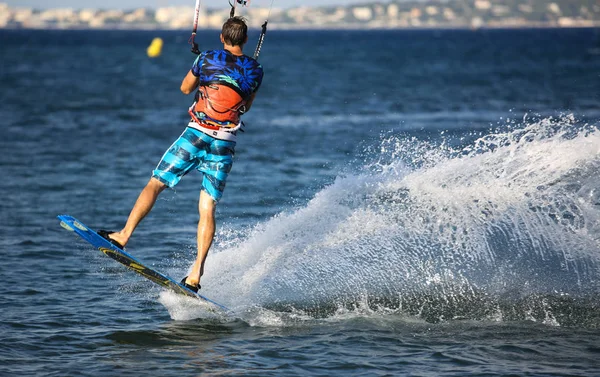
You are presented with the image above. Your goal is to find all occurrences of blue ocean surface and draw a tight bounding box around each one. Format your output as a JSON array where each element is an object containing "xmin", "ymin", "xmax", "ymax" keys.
[{"xmin": 1, "ymin": 27, "xmax": 600, "ymax": 376}]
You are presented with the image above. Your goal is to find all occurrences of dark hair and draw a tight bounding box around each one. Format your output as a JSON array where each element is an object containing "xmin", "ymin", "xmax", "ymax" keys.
[{"xmin": 221, "ymin": 16, "xmax": 248, "ymax": 47}]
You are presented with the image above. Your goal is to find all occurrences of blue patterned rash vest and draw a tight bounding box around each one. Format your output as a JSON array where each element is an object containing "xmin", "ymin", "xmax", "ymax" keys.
[{"xmin": 190, "ymin": 49, "xmax": 264, "ymax": 124}]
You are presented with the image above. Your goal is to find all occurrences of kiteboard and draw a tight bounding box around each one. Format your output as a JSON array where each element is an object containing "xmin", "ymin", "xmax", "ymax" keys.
[{"xmin": 57, "ymin": 214, "xmax": 229, "ymax": 313}]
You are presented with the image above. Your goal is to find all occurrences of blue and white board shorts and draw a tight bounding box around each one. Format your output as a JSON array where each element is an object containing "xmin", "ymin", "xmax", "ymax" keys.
[{"xmin": 152, "ymin": 127, "xmax": 235, "ymax": 202}]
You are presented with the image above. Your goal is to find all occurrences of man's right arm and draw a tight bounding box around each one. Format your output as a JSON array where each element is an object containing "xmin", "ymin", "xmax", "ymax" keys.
[{"xmin": 180, "ymin": 70, "xmax": 199, "ymax": 95}]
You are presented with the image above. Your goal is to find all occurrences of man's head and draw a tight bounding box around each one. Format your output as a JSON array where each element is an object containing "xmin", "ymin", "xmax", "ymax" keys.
[{"xmin": 221, "ymin": 16, "xmax": 248, "ymax": 47}]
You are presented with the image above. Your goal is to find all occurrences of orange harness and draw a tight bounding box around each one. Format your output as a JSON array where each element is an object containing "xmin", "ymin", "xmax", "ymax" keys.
[{"xmin": 189, "ymin": 84, "xmax": 248, "ymax": 127}]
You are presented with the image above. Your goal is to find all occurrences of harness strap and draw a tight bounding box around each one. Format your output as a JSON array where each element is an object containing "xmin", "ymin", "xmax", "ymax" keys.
[
  {"xmin": 187, "ymin": 122, "xmax": 238, "ymax": 142},
  {"xmin": 188, "ymin": 104, "xmax": 244, "ymax": 131}
]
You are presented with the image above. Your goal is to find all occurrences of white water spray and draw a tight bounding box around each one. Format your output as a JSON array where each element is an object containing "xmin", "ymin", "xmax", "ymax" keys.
[{"xmin": 164, "ymin": 115, "xmax": 600, "ymax": 323}]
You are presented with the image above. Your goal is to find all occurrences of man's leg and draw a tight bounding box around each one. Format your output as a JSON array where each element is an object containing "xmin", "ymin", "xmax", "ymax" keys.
[
  {"xmin": 185, "ymin": 190, "xmax": 216, "ymax": 287},
  {"xmin": 109, "ymin": 177, "xmax": 167, "ymax": 247}
]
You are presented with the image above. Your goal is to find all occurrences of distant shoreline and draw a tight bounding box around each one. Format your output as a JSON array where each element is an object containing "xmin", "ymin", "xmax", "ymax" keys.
[
  {"xmin": 2, "ymin": 1, "xmax": 599, "ymax": 31},
  {"xmin": 1, "ymin": 24, "xmax": 598, "ymax": 31}
]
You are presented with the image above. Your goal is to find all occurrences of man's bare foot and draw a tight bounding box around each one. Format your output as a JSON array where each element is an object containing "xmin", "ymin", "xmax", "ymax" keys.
[
  {"xmin": 181, "ymin": 276, "xmax": 200, "ymax": 292},
  {"xmin": 108, "ymin": 231, "xmax": 129, "ymax": 248},
  {"xmin": 98, "ymin": 230, "xmax": 128, "ymax": 249},
  {"xmin": 185, "ymin": 261, "xmax": 203, "ymax": 288},
  {"xmin": 185, "ymin": 275, "xmax": 200, "ymax": 286}
]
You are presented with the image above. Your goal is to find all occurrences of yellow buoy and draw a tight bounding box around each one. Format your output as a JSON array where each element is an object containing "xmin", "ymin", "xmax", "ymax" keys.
[{"xmin": 147, "ymin": 37, "xmax": 163, "ymax": 58}]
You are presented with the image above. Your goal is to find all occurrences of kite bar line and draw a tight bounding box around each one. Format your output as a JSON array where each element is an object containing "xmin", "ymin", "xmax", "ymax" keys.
[
  {"xmin": 189, "ymin": 0, "xmax": 202, "ymax": 54},
  {"xmin": 253, "ymin": 0, "xmax": 274, "ymax": 60}
]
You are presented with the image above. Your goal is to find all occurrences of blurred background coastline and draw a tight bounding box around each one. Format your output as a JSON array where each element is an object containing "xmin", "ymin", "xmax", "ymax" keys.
[{"xmin": 1, "ymin": 0, "xmax": 599, "ymax": 30}]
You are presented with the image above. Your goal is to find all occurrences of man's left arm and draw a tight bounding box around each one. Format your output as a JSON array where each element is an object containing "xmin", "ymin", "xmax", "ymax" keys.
[
  {"xmin": 244, "ymin": 67, "xmax": 263, "ymax": 112},
  {"xmin": 244, "ymin": 92, "xmax": 257, "ymax": 111}
]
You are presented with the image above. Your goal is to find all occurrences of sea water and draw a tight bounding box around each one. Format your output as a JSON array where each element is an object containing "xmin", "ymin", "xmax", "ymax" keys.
[{"xmin": 1, "ymin": 28, "xmax": 600, "ymax": 376}]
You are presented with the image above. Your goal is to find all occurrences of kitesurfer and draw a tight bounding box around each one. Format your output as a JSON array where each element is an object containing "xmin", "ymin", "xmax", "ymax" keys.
[{"xmin": 100, "ymin": 16, "xmax": 264, "ymax": 292}]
